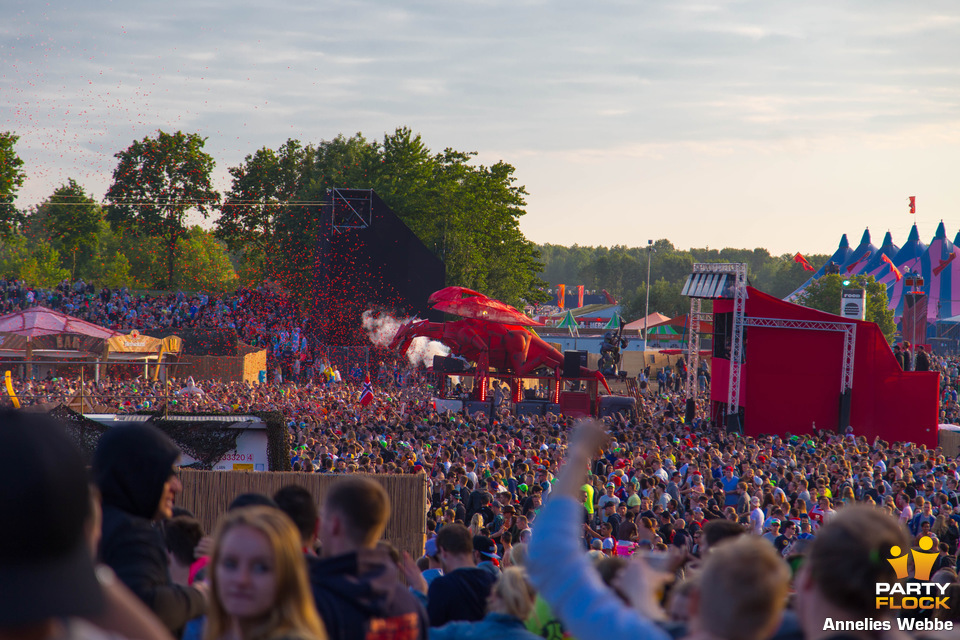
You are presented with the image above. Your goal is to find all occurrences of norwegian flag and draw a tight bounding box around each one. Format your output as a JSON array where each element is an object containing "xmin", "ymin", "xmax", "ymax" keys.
[{"xmin": 358, "ymin": 374, "xmax": 374, "ymax": 407}]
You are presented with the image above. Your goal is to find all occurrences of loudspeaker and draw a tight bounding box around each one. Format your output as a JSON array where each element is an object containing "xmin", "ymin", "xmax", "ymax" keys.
[
  {"xmin": 598, "ymin": 395, "xmax": 637, "ymax": 419},
  {"xmin": 563, "ymin": 350, "xmax": 588, "ymax": 377},
  {"xmin": 515, "ymin": 401, "xmax": 546, "ymax": 417},
  {"xmin": 433, "ymin": 355, "xmax": 466, "ymax": 373},
  {"xmin": 838, "ymin": 389, "xmax": 852, "ymax": 433},
  {"xmin": 463, "ymin": 400, "xmax": 493, "ymax": 420},
  {"xmin": 685, "ymin": 398, "xmax": 696, "ymax": 424}
]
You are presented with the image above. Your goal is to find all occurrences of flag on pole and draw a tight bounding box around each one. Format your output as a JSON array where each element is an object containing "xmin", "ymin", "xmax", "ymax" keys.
[
  {"xmin": 577, "ymin": 285, "xmax": 584, "ymax": 308},
  {"xmin": 794, "ymin": 253, "xmax": 815, "ymax": 271},
  {"xmin": 359, "ymin": 373, "xmax": 374, "ymax": 406},
  {"xmin": 909, "ymin": 196, "xmax": 916, "ymax": 214},
  {"xmin": 845, "ymin": 252, "xmax": 870, "ymax": 274},
  {"xmin": 557, "ymin": 284, "xmax": 565, "ymax": 309},
  {"xmin": 881, "ymin": 254, "xmax": 903, "ymax": 281}
]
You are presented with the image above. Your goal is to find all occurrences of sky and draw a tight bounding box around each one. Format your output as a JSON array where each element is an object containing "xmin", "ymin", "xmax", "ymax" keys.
[{"xmin": 4, "ymin": 0, "xmax": 960, "ymax": 256}]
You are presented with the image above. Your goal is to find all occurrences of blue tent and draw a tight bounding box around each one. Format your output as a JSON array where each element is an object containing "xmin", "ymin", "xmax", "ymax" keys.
[
  {"xmin": 886, "ymin": 224, "xmax": 929, "ymax": 318},
  {"xmin": 785, "ymin": 234, "xmax": 853, "ymax": 301},
  {"xmin": 843, "ymin": 228, "xmax": 878, "ymax": 276}
]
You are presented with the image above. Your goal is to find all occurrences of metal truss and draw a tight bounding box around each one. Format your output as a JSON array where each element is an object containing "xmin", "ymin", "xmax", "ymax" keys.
[
  {"xmin": 727, "ymin": 264, "xmax": 747, "ymax": 417},
  {"xmin": 742, "ymin": 317, "xmax": 856, "ymax": 393},
  {"xmin": 685, "ymin": 298, "xmax": 701, "ymax": 400},
  {"xmin": 328, "ymin": 188, "xmax": 373, "ymax": 232}
]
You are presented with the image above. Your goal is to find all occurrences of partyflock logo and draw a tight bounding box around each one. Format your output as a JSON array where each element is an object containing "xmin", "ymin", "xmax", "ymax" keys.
[{"xmin": 875, "ymin": 536, "xmax": 949, "ymax": 610}]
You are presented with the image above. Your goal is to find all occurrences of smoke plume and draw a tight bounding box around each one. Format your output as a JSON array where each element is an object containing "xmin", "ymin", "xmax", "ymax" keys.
[{"xmin": 362, "ymin": 310, "xmax": 451, "ymax": 368}]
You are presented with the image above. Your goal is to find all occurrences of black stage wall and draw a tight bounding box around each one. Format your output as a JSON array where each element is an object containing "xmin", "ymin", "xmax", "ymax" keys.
[{"xmin": 313, "ymin": 189, "xmax": 445, "ymax": 345}]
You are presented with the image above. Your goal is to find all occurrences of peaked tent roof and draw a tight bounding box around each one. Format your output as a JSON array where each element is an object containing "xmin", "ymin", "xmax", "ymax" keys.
[
  {"xmin": 623, "ymin": 312, "xmax": 671, "ymax": 331},
  {"xmin": 785, "ymin": 234, "xmax": 853, "ymax": 301},
  {"xmin": 886, "ymin": 224, "xmax": 931, "ymax": 318},
  {"xmin": 843, "ymin": 228, "xmax": 878, "ymax": 276},
  {"xmin": 861, "ymin": 230, "xmax": 900, "ymax": 279},
  {"xmin": 0, "ymin": 307, "xmax": 120, "ymax": 339}
]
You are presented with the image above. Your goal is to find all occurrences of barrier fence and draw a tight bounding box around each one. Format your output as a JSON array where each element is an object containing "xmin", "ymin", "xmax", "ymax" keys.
[{"xmin": 178, "ymin": 469, "xmax": 429, "ymax": 561}]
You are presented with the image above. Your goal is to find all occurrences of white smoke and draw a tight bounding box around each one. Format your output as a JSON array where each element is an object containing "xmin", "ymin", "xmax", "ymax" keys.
[
  {"xmin": 406, "ymin": 336, "xmax": 451, "ymax": 368},
  {"xmin": 361, "ymin": 310, "xmax": 405, "ymax": 347},
  {"xmin": 361, "ymin": 309, "xmax": 452, "ymax": 368}
]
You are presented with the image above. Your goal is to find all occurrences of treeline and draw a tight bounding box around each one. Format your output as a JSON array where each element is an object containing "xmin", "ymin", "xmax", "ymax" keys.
[
  {"xmin": 537, "ymin": 242, "xmax": 832, "ymax": 319},
  {"xmin": 0, "ymin": 128, "xmax": 546, "ymax": 304},
  {"xmin": 0, "ymin": 178, "xmax": 237, "ymax": 291}
]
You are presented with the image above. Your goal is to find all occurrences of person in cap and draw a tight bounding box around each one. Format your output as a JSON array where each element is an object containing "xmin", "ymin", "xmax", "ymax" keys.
[
  {"xmin": 0, "ymin": 409, "xmax": 172, "ymax": 640},
  {"xmin": 422, "ymin": 538, "xmax": 444, "ymax": 587},
  {"xmin": 92, "ymin": 424, "xmax": 207, "ymax": 635},
  {"xmin": 473, "ymin": 535, "xmax": 501, "ymax": 577},
  {"xmin": 761, "ymin": 519, "xmax": 781, "ymax": 545}
]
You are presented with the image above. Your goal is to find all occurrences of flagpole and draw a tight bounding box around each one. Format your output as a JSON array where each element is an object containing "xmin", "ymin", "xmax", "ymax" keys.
[{"xmin": 644, "ymin": 240, "xmax": 653, "ymax": 351}]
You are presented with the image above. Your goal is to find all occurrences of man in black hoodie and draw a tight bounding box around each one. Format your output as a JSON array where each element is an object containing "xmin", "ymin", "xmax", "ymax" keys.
[
  {"xmin": 310, "ymin": 476, "xmax": 427, "ymax": 640},
  {"xmin": 92, "ymin": 424, "xmax": 206, "ymax": 634},
  {"xmin": 426, "ymin": 523, "xmax": 496, "ymax": 627}
]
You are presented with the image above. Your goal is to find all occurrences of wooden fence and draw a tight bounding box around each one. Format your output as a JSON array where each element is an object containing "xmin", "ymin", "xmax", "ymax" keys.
[{"xmin": 178, "ymin": 470, "xmax": 429, "ymax": 560}]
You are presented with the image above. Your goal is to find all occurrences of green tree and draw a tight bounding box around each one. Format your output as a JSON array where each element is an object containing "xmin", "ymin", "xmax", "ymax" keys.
[
  {"xmin": 219, "ymin": 128, "xmax": 547, "ymax": 306},
  {"xmin": 41, "ymin": 179, "xmax": 104, "ymax": 278},
  {"xmin": 623, "ymin": 278, "xmax": 688, "ymax": 320},
  {"xmin": 106, "ymin": 131, "xmax": 220, "ymax": 287},
  {"xmin": 216, "ymin": 140, "xmax": 309, "ymax": 281},
  {"xmin": 0, "ymin": 132, "xmax": 27, "ymax": 239},
  {"xmin": 20, "ymin": 241, "xmax": 70, "ymax": 288},
  {"xmin": 794, "ymin": 274, "xmax": 896, "ymax": 341},
  {"xmin": 176, "ymin": 227, "xmax": 238, "ymax": 291}
]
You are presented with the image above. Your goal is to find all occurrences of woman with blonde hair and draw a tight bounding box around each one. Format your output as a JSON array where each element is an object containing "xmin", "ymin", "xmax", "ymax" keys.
[
  {"xmin": 469, "ymin": 513, "xmax": 485, "ymax": 537},
  {"xmin": 430, "ymin": 567, "xmax": 542, "ymax": 640},
  {"xmin": 206, "ymin": 506, "xmax": 326, "ymax": 640}
]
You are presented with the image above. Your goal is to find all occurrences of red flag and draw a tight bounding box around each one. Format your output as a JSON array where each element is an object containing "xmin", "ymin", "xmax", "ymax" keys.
[
  {"xmin": 881, "ymin": 254, "xmax": 902, "ymax": 281},
  {"xmin": 577, "ymin": 285, "xmax": 584, "ymax": 308},
  {"xmin": 557, "ymin": 284, "xmax": 565, "ymax": 309},
  {"xmin": 845, "ymin": 252, "xmax": 870, "ymax": 274},
  {"xmin": 794, "ymin": 253, "xmax": 815, "ymax": 271},
  {"xmin": 909, "ymin": 196, "xmax": 916, "ymax": 214},
  {"xmin": 358, "ymin": 374, "xmax": 374, "ymax": 406}
]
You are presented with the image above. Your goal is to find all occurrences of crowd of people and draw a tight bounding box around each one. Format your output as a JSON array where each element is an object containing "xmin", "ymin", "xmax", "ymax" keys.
[
  {"xmin": 8, "ymin": 398, "xmax": 960, "ymax": 640},
  {"xmin": 10, "ymin": 276, "xmax": 960, "ymax": 639}
]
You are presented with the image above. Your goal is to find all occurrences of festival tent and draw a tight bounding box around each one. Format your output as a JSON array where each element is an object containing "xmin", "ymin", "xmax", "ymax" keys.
[
  {"xmin": 0, "ymin": 307, "xmax": 119, "ymax": 339},
  {"xmin": 105, "ymin": 331, "xmax": 183, "ymax": 380},
  {"xmin": 623, "ymin": 312, "xmax": 671, "ymax": 333},
  {"xmin": 860, "ymin": 230, "xmax": 901, "ymax": 282},
  {"xmin": 885, "ymin": 224, "xmax": 931, "ymax": 319},
  {"xmin": 915, "ymin": 221, "xmax": 960, "ymax": 322},
  {"xmin": 841, "ymin": 229, "xmax": 878, "ymax": 276},
  {"xmin": 785, "ymin": 234, "xmax": 853, "ymax": 301}
]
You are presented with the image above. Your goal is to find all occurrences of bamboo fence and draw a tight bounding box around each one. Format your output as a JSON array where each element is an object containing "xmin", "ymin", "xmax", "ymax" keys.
[{"xmin": 178, "ymin": 469, "xmax": 429, "ymax": 560}]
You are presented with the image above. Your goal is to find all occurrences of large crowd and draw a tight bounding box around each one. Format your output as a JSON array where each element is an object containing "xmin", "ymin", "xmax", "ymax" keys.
[{"xmin": 8, "ymin": 277, "xmax": 960, "ymax": 640}]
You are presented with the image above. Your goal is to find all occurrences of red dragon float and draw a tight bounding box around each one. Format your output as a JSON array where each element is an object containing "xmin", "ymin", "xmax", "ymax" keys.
[{"xmin": 389, "ymin": 287, "xmax": 610, "ymax": 405}]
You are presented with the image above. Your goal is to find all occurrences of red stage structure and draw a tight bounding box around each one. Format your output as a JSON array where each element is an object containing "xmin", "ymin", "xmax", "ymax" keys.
[{"xmin": 683, "ymin": 264, "xmax": 939, "ymax": 447}]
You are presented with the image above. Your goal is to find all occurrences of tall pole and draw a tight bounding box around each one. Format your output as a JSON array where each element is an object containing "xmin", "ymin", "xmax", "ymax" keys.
[{"xmin": 643, "ymin": 240, "xmax": 653, "ymax": 349}]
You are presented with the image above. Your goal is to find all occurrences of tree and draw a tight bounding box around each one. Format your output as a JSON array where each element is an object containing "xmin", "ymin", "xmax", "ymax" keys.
[
  {"xmin": 215, "ymin": 140, "xmax": 309, "ymax": 279},
  {"xmin": 794, "ymin": 274, "xmax": 896, "ymax": 342},
  {"xmin": 0, "ymin": 132, "xmax": 27, "ymax": 239},
  {"xmin": 41, "ymin": 179, "xmax": 104, "ymax": 278},
  {"xmin": 219, "ymin": 129, "xmax": 548, "ymax": 306},
  {"xmin": 106, "ymin": 131, "xmax": 220, "ymax": 287}
]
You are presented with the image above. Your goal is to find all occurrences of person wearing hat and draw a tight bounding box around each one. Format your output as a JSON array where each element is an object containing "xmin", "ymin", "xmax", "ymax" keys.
[
  {"xmin": 761, "ymin": 519, "xmax": 781, "ymax": 545},
  {"xmin": 473, "ymin": 535, "xmax": 501, "ymax": 577},
  {"xmin": 0, "ymin": 410, "xmax": 172, "ymax": 640},
  {"xmin": 748, "ymin": 496, "xmax": 765, "ymax": 535},
  {"xmin": 92, "ymin": 424, "xmax": 206, "ymax": 635}
]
